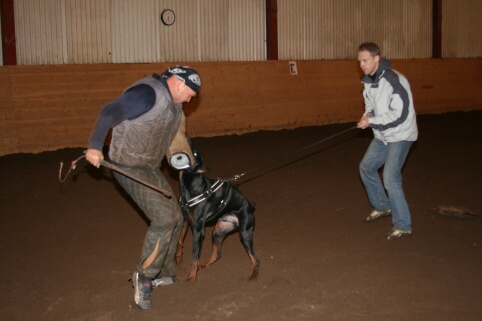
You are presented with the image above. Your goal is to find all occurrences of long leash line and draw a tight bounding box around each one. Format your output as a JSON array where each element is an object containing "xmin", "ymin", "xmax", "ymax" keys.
[{"xmin": 229, "ymin": 124, "xmax": 358, "ymax": 182}]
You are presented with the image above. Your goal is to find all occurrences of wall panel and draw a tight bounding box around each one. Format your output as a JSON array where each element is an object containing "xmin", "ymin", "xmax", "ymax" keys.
[
  {"xmin": 228, "ymin": 0, "xmax": 266, "ymax": 61},
  {"xmin": 1, "ymin": 59, "xmax": 481, "ymax": 155},
  {"xmin": 0, "ymin": 68, "xmax": 17, "ymax": 155},
  {"xmin": 278, "ymin": 0, "xmax": 431, "ymax": 60},
  {"xmin": 199, "ymin": 0, "xmax": 229, "ymax": 61},
  {"xmin": 14, "ymin": 0, "xmax": 65, "ymax": 64},
  {"xmin": 11, "ymin": 0, "xmax": 482, "ymax": 64},
  {"xmin": 12, "ymin": 0, "xmax": 266, "ymax": 65},
  {"xmin": 111, "ymin": 0, "xmax": 158, "ymax": 63},
  {"xmin": 158, "ymin": 0, "xmax": 199, "ymax": 62},
  {"xmin": 66, "ymin": 0, "xmax": 111, "ymax": 63},
  {"xmin": 442, "ymin": 0, "xmax": 482, "ymax": 58},
  {"xmin": 0, "ymin": 18, "xmax": 3, "ymax": 65}
]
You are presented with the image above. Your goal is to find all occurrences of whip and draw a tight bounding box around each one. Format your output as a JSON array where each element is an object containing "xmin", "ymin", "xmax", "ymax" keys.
[{"xmin": 58, "ymin": 152, "xmax": 172, "ymax": 198}]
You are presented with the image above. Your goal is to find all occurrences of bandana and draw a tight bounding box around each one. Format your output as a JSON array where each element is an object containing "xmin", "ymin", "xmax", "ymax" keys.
[{"xmin": 162, "ymin": 66, "xmax": 202, "ymax": 93}]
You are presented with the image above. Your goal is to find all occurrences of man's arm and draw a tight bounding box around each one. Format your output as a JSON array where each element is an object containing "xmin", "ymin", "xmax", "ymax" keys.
[{"xmin": 86, "ymin": 84, "xmax": 156, "ymax": 167}]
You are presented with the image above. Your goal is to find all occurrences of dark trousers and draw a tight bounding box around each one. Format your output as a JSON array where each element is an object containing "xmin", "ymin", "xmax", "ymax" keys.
[{"xmin": 113, "ymin": 168, "xmax": 183, "ymax": 279}]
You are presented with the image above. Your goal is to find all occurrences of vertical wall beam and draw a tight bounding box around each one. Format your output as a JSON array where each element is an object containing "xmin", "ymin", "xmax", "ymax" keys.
[
  {"xmin": 0, "ymin": 0, "xmax": 16, "ymax": 65},
  {"xmin": 432, "ymin": 0, "xmax": 442, "ymax": 58},
  {"xmin": 266, "ymin": 0, "xmax": 278, "ymax": 60}
]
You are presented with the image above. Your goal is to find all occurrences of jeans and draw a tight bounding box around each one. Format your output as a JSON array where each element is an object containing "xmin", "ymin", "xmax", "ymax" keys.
[{"xmin": 359, "ymin": 138, "xmax": 413, "ymax": 232}]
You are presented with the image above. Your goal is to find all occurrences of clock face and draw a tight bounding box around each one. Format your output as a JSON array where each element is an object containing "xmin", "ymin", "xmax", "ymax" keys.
[{"xmin": 161, "ymin": 9, "xmax": 175, "ymax": 26}]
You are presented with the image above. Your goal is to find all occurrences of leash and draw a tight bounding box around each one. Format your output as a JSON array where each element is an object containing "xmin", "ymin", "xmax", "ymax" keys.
[
  {"xmin": 58, "ymin": 152, "xmax": 172, "ymax": 198},
  {"xmin": 59, "ymin": 125, "xmax": 357, "ymax": 195},
  {"xmin": 228, "ymin": 124, "xmax": 358, "ymax": 182}
]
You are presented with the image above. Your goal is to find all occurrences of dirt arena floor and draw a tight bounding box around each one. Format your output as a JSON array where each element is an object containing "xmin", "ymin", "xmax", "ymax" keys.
[{"xmin": 1, "ymin": 110, "xmax": 481, "ymax": 321}]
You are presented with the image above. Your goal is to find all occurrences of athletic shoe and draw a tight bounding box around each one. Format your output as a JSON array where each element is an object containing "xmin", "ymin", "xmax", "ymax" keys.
[
  {"xmin": 152, "ymin": 276, "xmax": 178, "ymax": 288},
  {"xmin": 387, "ymin": 228, "xmax": 412, "ymax": 240},
  {"xmin": 362, "ymin": 209, "xmax": 391, "ymax": 222},
  {"xmin": 132, "ymin": 271, "xmax": 152, "ymax": 310}
]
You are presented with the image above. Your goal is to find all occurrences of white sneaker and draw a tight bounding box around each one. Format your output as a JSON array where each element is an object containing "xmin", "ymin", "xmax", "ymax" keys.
[
  {"xmin": 363, "ymin": 209, "xmax": 391, "ymax": 222},
  {"xmin": 152, "ymin": 276, "xmax": 178, "ymax": 288},
  {"xmin": 387, "ymin": 228, "xmax": 411, "ymax": 240}
]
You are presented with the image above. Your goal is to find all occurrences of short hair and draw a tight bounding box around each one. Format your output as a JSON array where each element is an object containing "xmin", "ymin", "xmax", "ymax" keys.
[{"xmin": 358, "ymin": 42, "xmax": 380, "ymax": 57}]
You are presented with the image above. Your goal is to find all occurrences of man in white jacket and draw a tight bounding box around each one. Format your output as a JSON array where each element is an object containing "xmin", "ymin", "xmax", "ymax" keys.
[{"xmin": 356, "ymin": 42, "xmax": 418, "ymax": 240}]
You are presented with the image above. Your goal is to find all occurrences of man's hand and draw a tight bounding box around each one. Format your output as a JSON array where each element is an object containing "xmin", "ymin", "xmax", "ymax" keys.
[
  {"xmin": 85, "ymin": 149, "xmax": 104, "ymax": 168},
  {"xmin": 357, "ymin": 114, "xmax": 371, "ymax": 129}
]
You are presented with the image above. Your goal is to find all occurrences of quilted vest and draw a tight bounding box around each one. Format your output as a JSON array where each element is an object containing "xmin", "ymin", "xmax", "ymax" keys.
[{"xmin": 109, "ymin": 76, "xmax": 182, "ymax": 169}]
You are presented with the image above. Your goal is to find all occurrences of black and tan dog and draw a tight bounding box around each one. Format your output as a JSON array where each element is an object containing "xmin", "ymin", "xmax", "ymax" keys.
[{"xmin": 175, "ymin": 149, "xmax": 260, "ymax": 282}]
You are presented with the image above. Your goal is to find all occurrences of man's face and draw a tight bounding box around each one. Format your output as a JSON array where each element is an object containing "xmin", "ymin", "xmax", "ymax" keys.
[
  {"xmin": 172, "ymin": 81, "xmax": 197, "ymax": 104},
  {"xmin": 358, "ymin": 50, "xmax": 380, "ymax": 76}
]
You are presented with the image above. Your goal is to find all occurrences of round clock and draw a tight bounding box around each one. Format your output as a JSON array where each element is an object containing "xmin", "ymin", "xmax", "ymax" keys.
[{"xmin": 161, "ymin": 9, "xmax": 175, "ymax": 26}]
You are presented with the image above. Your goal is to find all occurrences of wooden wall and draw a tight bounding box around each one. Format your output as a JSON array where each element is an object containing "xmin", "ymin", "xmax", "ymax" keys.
[{"xmin": 1, "ymin": 59, "xmax": 481, "ymax": 156}]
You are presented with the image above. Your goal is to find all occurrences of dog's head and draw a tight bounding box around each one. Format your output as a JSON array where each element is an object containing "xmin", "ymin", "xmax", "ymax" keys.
[{"xmin": 185, "ymin": 148, "xmax": 210, "ymax": 174}]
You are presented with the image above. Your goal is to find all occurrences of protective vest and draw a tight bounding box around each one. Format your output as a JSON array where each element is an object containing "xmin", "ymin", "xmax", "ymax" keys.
[{"xmin": 109, "ymin": 76, "xmax": 182, "ymax": 169}]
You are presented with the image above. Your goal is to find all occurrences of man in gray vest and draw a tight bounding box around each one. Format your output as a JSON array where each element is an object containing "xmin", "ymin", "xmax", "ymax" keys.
[{"xmin": 85, "ymin": 66, "xmax": 201, "ymax": 309}]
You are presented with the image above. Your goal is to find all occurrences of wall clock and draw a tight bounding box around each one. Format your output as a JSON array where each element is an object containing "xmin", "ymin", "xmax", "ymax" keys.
[{"xmin": 161, "ymin": 9, "xmax": 175, "ymax": 26}]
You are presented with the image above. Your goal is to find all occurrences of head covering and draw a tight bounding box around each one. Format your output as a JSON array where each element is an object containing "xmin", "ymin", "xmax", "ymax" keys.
[{"xmin": 162, "ymin": 65, "xmax": 202, "ymax": 93}]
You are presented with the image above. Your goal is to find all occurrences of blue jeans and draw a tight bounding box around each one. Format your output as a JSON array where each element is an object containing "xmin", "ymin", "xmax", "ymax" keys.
[{"xmin": 359, "ymin": 138, "xmax": 413, "ymax": 232}]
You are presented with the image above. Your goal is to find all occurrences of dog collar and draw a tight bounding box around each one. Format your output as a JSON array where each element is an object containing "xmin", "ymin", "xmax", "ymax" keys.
[{"xmin": 185, "ymin": 179, "xmax": 225, "ymax": 207}]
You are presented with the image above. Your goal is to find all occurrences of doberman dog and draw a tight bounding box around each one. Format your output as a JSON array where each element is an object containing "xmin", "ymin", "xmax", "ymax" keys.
[{"xmin": 175, "ymin": 149, "xmax": 260, "ymax": 282}]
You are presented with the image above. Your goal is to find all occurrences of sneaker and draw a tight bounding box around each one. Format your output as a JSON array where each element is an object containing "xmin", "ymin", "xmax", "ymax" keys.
[
  {"xmin": 132, "ymin": 272, "xmax": 152, "ymax": 310},
  {"xmin": 362, "ymin": 209, "xmax": 391, "ymax": 222},
  {"xmin": 387, "ymin": 228, "xmax": 412, "ymax": 240},
  {"xmin": 152, "ymin": 276, "xmax": 178, "ymax": 288}
]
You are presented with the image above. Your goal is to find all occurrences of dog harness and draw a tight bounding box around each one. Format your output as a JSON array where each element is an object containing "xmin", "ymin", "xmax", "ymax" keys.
[{"xmin": 182, "ymin": 179, "xmax": 225, "ymax": 208}]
